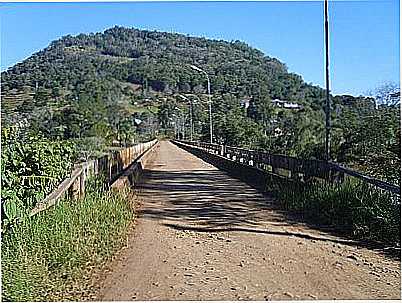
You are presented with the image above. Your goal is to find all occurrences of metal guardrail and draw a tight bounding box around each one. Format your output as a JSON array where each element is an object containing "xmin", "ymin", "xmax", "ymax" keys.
[
  {"xmin": 174, "ymin": 140, "xmax": 400, "ymax": 195},
  {"xmin": 30, "ymin": 139, "xmax": 158, "ymax": 216}
]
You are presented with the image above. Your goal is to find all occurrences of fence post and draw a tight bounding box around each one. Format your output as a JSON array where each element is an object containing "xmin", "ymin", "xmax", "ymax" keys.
[
  {"xmin": 108, "ymin": 155, "xmax": 113, "ymax": 183},
  {"xmin": 69, "ymin": 171, "xmax": 81, "ymax": 200},
  {"xmin": 79, "ymin": 169, "xmax": 85, "ymax": 198}
]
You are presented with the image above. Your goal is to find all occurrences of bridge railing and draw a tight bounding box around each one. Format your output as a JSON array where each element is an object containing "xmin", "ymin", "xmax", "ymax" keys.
[
  {"xmin": 30, "ymin": 139, "xmax": 158, "ymax": 216},
  {"xmin": 174, "ymin": 140, "xmax": 400, "ymax": 195}
]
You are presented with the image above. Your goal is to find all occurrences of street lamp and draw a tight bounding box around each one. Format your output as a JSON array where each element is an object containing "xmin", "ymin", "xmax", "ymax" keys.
[
  {"xmin": 168, "ymin": 116, "xmax": 177, "ymax": 139},
  {"xmin": 189, "ymin": 64, "xmax": 213, "ymax": 144},
  {"xmin": 181, "ymin": 93, "xmax": 208, "ymax": 140},
  {"xmin": 178, "ymin": 94, "xmax": 194, "ymax": 141},
  {"xmin": 170, "ymin": 115, "xmax": 176, "ymax": 139}
]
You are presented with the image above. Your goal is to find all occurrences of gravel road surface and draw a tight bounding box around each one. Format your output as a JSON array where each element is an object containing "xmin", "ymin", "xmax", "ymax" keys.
[{"xmin": 97, "ymin": 141, "xmax": 400, "ymax": 300}]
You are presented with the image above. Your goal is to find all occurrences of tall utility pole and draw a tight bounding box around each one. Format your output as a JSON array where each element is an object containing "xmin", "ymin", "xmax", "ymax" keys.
[
  {"xmin": 189, "ymin": 65, "xmax": 213, "ymax": 144},
  {"xmin": 324, "ymin": 0, "xmax": 331, "ymax": 161},
  {"xmin": 182, "ymin": 115, "xmax": 186, "ymax": 140},
  {"xmin": 189, "ymin": 99, "xmax": 193, "ymax": 141},
  {"xmin": 207, "ymin": 80, "xmax": 213, "ymax": 144}
]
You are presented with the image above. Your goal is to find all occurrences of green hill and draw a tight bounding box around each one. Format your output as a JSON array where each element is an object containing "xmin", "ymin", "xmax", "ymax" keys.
[
  {"xmin": 1, "ymin": 26, "xmax": 323, "ymax": 119},
  {"xmin": 1, "ymin": 26, "xmax": 399, "ymax": 183}
]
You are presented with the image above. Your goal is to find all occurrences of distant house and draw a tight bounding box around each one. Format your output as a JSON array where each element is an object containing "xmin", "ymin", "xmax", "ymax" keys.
[
  {"xmin": 374, "ymin": 89, "xmax": 400, "ymax": 107},
  {"xmin": 134, "ymin": 118, "xmax": 142, "ymax": 125},
  {"xmin": 388, "ymin": 91, "xmax": 400, "ymax": 105},
  {"xmin": 271, "ymin": 99, "xmax": 302, "ymax": 110},
  {"xmin": 240, "ymin": 97, "xmax": 252, "ymax": 109},
  {"xmin": 273, "ymin": 127, "xmax": 283, "ymax": 137}
]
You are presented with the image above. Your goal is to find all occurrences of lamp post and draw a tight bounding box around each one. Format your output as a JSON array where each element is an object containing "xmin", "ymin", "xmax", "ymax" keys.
[
  {"xmin": 168, "ymin": 117, "xmax": 177, "ymax": 139},
  {"xmin": 171, "ymin": 114, "xmax": 178, "ymax": 139},
  {"xmin": 183, "ymin": 93, "xmax": 205, "ymax": 139},
  {"xmin": 182, "ymin": 115, "xmax": 185, "ymax": 140},
  {"xmin": 189, "ymin": 64, "xmax": 213, "ymax": 144},
  {"xmin": 178, "ymin": 94, "xmax": 194, "ymax": 141}
]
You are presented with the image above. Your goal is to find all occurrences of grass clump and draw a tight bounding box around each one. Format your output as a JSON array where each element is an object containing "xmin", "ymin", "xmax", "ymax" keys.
[
  {"xmin": 267, "ymin": 176, "xmax": 401, "ymax": 245},
  {"xmin": 1, "ymin": 179, "xmax": 135, "ymax": 301}
]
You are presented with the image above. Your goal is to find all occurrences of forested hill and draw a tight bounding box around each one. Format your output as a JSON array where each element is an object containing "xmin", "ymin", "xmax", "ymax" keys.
[
  {"xmin": 2, "ymin": 26, "xmax": 325, "ymax": 118},
  {"xmin": 3, "ymin": 26, "xmax": 399, "ymax": 184}
]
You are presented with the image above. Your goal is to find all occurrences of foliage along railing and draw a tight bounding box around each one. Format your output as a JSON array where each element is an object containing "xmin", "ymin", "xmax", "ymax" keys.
[
  {"xmin": 30, "ymin": 139, "xmax": 158, "ymax": 216},
  {"xmin": 174, "ymin": 140, "xmax": 400, "ymax": 195}
]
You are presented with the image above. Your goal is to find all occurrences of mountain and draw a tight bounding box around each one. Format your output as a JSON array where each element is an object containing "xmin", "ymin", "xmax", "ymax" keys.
[
  {"xmin": 1, "ymin": 26, "xmax": 326, "ymax": 120},
  {"xmin": 1, "ymin": 26, "xmax": 399, "ymax": 183},
  {"xmin": 0, "ymin": 29, "xmax": 388, "ymax": 152}
]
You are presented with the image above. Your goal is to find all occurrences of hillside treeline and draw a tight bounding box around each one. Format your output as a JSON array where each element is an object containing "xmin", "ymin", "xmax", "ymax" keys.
[{"xmin": 1, "ymin": 26, "xmax": 400, "ymax": 184}]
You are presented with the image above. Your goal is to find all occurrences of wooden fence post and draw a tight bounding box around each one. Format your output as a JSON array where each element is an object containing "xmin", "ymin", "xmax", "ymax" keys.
[
  {"xmin": 79, "ymin": 169, "xmax": 86, "ymax": 198},
  {"xmin": 108, "ymin": 155, "xmax": 113, "ymax": 183}
]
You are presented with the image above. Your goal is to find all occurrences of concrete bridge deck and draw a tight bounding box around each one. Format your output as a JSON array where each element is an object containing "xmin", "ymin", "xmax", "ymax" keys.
[{"xmin": 97, "ymin": 141, "xmax": 400, "ymax": 300}]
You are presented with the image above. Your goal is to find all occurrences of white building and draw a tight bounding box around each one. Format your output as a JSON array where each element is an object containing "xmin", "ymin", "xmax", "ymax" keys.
[{"xmin": 271, "ymin": 99, "xmax": 302, "ymax": 110}]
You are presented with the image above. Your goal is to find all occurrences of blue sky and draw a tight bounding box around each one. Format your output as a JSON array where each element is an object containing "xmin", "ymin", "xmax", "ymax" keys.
[{"xmin": 0, "ymin": 1, "xmax": 399, "ymax": 95}]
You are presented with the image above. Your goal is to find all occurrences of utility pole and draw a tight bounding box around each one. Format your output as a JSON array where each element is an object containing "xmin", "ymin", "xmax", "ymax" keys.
[
  {"xmin": 207, "ymin": 79, "xmax": 213, "ymax": 144},
  {"xmin": 189, "ymin": 65, "xmax": 213, "ymax": 144},
  {"xmin": 324, "ymin": 0, "xmax": 331, "ymax": 161},
  {"xmin": 178, "ymin": 94, "xmax": 194, "ymax": 141},
  {"xmin": 182, "ymin": 115, "xmax": 185, "ymax": 140},
  {"xmin": 189, "ymin": 99, "xmax": 193, "ymax": 141},
  {"xmin": 173, "ymin": 120, "xmax": 177, "ymax": 139}
]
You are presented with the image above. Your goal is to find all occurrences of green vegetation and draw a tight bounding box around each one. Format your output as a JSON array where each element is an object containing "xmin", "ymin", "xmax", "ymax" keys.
[
  {"xmin": 0, "ymin": 26, "xmax": 399, "ymax": 272},
  {"xmin": 2, "ymin": 26, "xmax": 399, "ymax": 182},
  {"xmin": 267, "ymin": 175, "xmax": 400, "ymax": 245},
  {"xmin": 1, "ymin": 125, "xmax": 76, "ymax": 228},
  {"xmin": 1, "ymin": 26, "xmax": 322, "ymax": 149},
  {"xmin": 1, "ymin": 179, "xmax": 134, "ymax": 301},
  {"xmin": 331, "ymin": 103, "xmax": 400, "ymax": 184}
]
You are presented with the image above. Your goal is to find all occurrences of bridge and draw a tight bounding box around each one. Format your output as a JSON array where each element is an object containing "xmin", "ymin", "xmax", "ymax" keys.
[
  {"xmin": 31, "ymin": 139, "xmax": 400, "ymax": 300},
  {"xmin": 98, "ymin": 140, "xmax": 400, "ymax": 300}
]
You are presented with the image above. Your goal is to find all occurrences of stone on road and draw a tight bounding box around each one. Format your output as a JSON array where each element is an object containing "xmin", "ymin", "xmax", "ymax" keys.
[{"xmin": 98, "ymin": 141, "xmax": 400, "ymax": 300}]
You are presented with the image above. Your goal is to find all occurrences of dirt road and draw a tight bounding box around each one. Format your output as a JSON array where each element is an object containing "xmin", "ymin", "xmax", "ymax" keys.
[{"xmin": 97, "ymin": 141, "xmax": 400, "ymax": 300}]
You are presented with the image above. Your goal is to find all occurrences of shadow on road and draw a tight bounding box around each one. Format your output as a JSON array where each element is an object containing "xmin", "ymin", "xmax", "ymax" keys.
[
  {"xmin": 162, "ymin": 222, "xmax": 357, "ymax": 245},
  {"xmin": 139, "ymin": 169, "xmax": 286, "ymax": 227},
  {"xmin": 138, "ymin": 169, "xmax": 400, "ymax": 260}
]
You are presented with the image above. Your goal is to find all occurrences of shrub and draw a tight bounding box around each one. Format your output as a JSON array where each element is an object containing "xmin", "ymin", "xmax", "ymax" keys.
[{"xmin": 1, "ymin": 126, "xmax": 76, "ymax": 227}]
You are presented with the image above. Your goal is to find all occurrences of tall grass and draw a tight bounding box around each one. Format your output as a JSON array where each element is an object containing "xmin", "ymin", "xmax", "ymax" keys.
[
  {"xmin": 1, "ymin": 179, "xmax": 135, "ymax": 301},
  {"xmin": 267, "ymin": 175, "xmax": 401, "ymax": 245}
]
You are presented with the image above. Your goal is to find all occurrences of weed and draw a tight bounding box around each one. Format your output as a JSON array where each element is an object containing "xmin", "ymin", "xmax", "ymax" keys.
[
  {"xmin": 267, "ymin": 175, "xmax": 401, "ymax": 245},
  {"xmin": 1, "ymin": 180, "xmax": 134, "ymax": 301}
]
